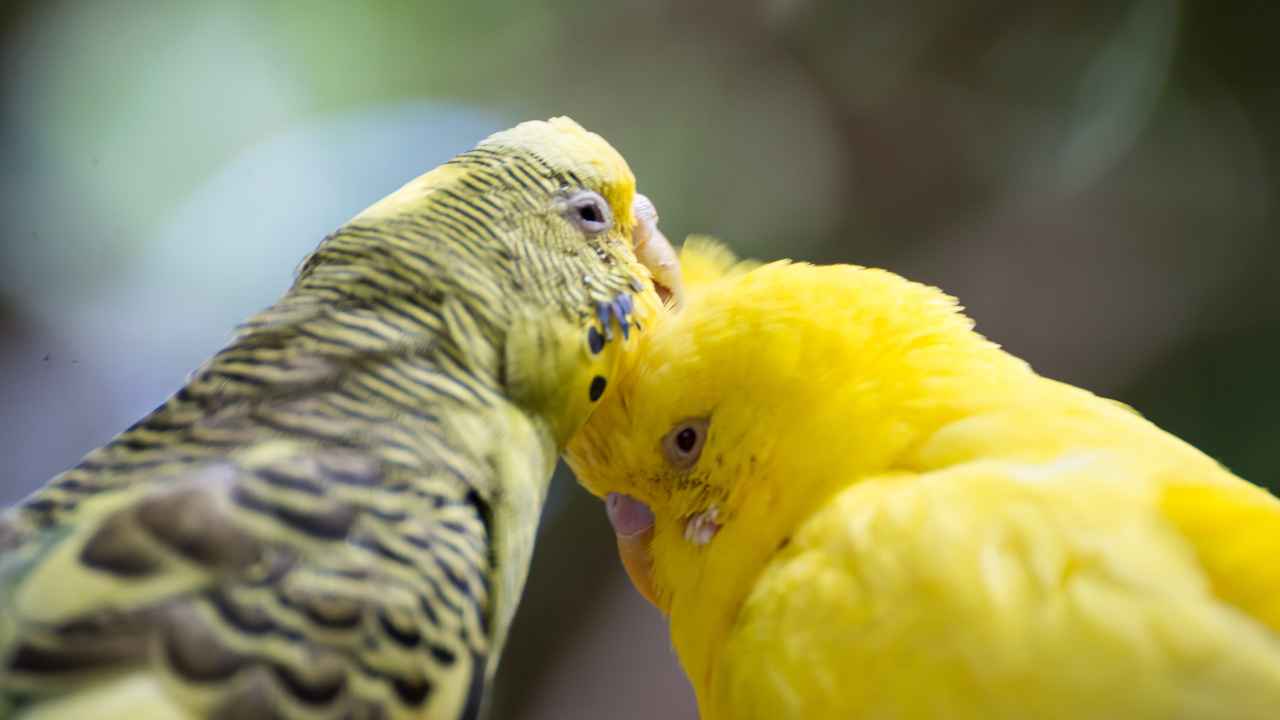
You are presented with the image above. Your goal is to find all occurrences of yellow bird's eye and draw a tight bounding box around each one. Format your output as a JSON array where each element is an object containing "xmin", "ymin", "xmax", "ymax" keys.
[{"xmin": 662, "ymin": 418, "xmax": 709, "ymax": 470}]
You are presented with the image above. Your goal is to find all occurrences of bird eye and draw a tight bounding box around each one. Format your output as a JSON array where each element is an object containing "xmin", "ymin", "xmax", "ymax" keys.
[
  {"xmin": 662, "ymin": 418, "xmax": 709, "ymax": 470},
  {"xmin": 565, "ymin": 190, "xmax": 613, "ymax": 234}
]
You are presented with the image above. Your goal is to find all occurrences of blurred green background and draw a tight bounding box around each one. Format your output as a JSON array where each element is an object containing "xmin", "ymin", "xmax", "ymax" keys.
[{"xmin": 1, "ymin": 1, "xmax": 1277, "ymax": 717}]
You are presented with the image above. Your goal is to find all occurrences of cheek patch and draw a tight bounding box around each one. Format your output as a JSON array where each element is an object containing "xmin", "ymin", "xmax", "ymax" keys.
[{"xmin": 683, "ymin": 506, "xmax": 721, "ymax": 546}]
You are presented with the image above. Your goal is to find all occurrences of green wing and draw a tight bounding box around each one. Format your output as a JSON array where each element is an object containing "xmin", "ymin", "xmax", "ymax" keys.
[{"xmin": 1, "ymin": 408, "xmax": 495, "ymax": 720}]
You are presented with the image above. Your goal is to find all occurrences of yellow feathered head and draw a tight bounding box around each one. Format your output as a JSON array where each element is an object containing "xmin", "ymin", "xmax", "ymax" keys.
[{"xmin": 565, "ymin": 239, "xmax": 1006, "ymax": 624}]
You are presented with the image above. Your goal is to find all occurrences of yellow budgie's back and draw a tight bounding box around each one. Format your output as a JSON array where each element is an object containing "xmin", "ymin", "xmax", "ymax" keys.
[{"xmin": 567, "ymin": 241, "xmax": 1280, "ymax": 720}]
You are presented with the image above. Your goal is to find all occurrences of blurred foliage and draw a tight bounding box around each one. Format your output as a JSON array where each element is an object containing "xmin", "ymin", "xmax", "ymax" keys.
[{"xmin": 1, "ymin": 1, "xmax": 1278, "ymax": 718}]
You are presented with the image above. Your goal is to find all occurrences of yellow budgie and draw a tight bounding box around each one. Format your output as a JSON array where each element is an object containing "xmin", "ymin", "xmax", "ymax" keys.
[
  {"xmin": 0, "ymin": 118, "xmax": 681, "ymax": 719},
  {"xmin": 567, "ymin": 239, "xmax": 1280, "ymax": 720}
]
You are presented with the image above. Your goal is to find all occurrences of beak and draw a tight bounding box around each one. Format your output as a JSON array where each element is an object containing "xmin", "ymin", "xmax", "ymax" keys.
[
  {"xmin": 605, "ymin": 493, "xmax": 660, "ymax": 608},
  {"xmin": 632, "ymin": 194, "xmax": 685, "ymax": 310}
]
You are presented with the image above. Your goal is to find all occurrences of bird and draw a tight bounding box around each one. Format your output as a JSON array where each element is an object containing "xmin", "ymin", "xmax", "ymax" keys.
[
  {"xmin": 0, "ymin": 117, "xmax": 681, "ymax": 720},
  {"xmin": 567, "ymin": 238, "xmax": 1280, "ymax": 720}
]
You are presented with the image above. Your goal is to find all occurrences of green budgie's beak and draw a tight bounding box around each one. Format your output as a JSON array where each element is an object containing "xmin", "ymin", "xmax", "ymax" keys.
[{"xmin": 633, "ymin": 193, "xmax": 684, "ymax": 310}]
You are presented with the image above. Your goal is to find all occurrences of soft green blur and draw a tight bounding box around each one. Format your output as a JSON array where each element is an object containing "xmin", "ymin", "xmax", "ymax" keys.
[{"xmin": 1, "ymin": 2, "xmax": 1277, "ymax": 717}]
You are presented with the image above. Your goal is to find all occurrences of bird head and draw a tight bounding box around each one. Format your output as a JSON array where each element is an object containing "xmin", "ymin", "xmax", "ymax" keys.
[
  {"xmin": 566, "ymin": 238, "xmax": 1008, "ymax": 682},
  {"xmin": 285, "ymin": 117, "xmax": 685, "ymax": 446}
]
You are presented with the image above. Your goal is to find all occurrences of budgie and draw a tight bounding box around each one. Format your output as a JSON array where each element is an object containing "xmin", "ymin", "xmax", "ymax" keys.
[
  {"xmin": 567, "ymin": 239, "xmax": 1280, "ymax": 720},
  {"xmin": 0, "ymin": 117, "xmax": 681, "ymax": 720}
]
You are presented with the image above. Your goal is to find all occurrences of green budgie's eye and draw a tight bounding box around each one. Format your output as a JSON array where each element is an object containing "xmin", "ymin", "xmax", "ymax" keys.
[{"xmin": 565, "ymin": 190, "xmax": 612, "ymax": 234}]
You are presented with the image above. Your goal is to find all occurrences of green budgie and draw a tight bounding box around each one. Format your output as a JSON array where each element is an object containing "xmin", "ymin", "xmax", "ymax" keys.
[{"xmin": 0, "ymin": 117, "xmax": 680, "ymax": 720}]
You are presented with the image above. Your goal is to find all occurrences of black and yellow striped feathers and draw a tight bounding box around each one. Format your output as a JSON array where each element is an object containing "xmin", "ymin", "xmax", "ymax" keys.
[{"xmin": 0, "ymin": 118, "xmax": 666, "ymax": 719}]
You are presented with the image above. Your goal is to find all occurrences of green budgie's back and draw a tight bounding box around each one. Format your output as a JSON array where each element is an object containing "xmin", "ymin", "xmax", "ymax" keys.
[{"xmin": 0, "ymin": 117, "xmax": 672, "ymax": 719}]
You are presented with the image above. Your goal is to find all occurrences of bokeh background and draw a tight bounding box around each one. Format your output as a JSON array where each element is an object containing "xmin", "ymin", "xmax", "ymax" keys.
[{"xmin": 1, "ymin": 1, "xmax": 1277, "ymax": 717}]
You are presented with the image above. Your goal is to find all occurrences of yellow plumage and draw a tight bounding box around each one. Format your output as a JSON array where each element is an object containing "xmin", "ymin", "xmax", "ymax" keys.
[{"xmin": 567, "ymin": 239, "xmax": 1280, "ymax": 719}]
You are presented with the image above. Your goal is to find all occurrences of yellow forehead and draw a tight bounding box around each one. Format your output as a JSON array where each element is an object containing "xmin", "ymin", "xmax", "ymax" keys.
[{"xmin": 480, "ymin": 116, "xmax": 637, "ymax": 228}]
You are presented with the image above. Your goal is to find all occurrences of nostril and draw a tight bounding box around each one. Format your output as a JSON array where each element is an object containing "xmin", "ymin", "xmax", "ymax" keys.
[{"xmin": 606, "ymin": 493, "xmax": 654, "ymax": 537}]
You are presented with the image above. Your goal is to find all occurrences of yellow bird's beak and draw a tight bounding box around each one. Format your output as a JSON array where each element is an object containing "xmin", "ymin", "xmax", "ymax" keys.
[{"xmin": 606, "ymin": 492, "xmax": 660, "ymax": 608}]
